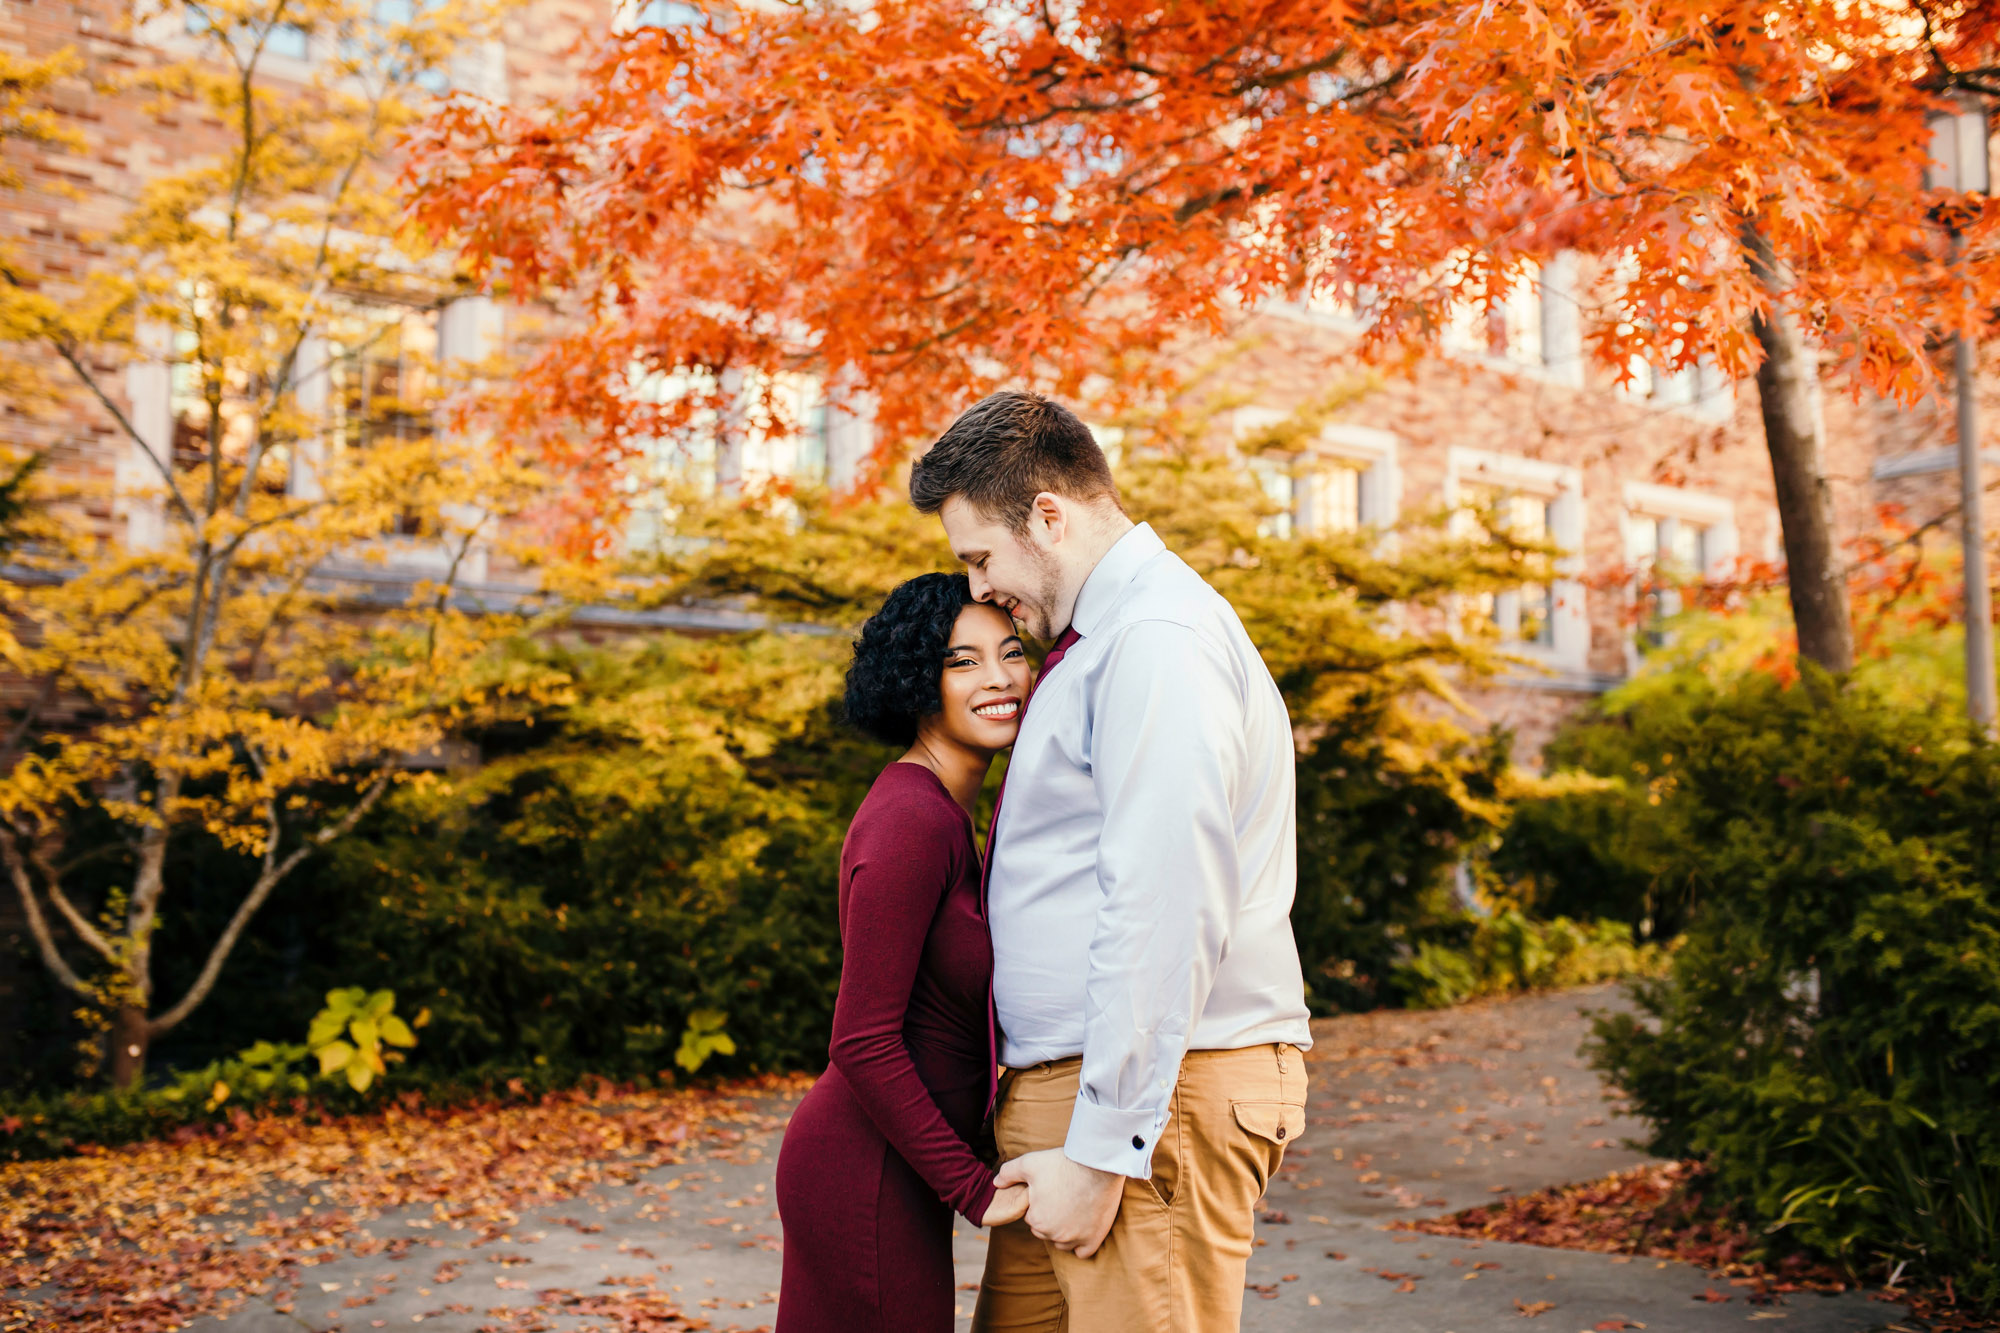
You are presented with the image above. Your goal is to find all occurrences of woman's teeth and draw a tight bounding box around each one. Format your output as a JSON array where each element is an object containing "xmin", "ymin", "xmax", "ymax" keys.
[{"xmin": 974, "ymin": 701, "xmax": 1019, "ymax": 720}]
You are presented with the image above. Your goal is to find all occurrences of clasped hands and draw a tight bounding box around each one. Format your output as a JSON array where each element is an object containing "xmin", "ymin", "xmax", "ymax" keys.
[{"xmin": 978, "ymin": 1149, "xmax": 1124, "ymax": 1258}]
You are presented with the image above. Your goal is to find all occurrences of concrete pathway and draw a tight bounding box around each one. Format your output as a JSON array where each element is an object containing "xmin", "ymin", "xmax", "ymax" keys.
[{"xmin": 186, "ymin": 986, "xmax": 1903, "ymax": 1333}]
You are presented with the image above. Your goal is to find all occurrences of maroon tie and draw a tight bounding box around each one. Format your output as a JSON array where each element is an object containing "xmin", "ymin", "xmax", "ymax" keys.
[{"xmin": 979, "ymin": 626, "xmax": 1079, "ymax": 1109}]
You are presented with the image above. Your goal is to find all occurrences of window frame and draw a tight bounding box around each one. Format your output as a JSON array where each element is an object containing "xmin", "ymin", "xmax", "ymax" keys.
[
  {"xmin": 1620, "ymin": 481, "xmax": 1739, "ymax": 667},
  {"xmin": 1446, "ymin": 446, "xmax": 1588, "ymax": 671}
]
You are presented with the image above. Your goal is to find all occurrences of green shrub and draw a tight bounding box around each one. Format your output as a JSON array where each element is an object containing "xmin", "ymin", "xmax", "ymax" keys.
[
  {"xmin": 1391, "ymin": 910, "xmax": 1663, "ymax": 1010},
  {"xmin": 1587, "ymin": 672, "xmax": 2000, "ymax": 1303},
  {"xmin": 301, "ymin": 633, "xmax": 874, "ymax": 1082},
  {"xmin": 1292, "ymin": 714, "xmax": 1514, "ymax": 1011},
  {"xmin": 1, "ymin": 986, "xmax": 434, "ymax": 1160}
]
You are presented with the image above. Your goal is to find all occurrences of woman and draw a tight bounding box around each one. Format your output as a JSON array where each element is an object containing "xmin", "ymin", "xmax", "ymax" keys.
[{"xmin": 774, "ymin": 573, "xmax": 1035, "ymax": 1331}]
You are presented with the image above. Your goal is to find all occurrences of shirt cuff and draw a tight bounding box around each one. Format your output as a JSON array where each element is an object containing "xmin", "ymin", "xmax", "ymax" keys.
[
  {"xmin": 1064, "ymin": 1095, "xmax": 1170, "ymax": 1179},
  {"xmin": 962, "ymin": 1168, "xmax": 999, "ymax": 1228}
]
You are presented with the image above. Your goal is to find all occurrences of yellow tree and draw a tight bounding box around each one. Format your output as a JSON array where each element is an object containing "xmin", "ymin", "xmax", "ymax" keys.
[{"xmin": 0, "ymin": 0, "xmax": 566, "ymax": 1087}]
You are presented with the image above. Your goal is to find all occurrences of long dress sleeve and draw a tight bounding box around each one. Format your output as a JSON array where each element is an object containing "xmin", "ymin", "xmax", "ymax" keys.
[{"xmin": 827, "ymin": 793, "xmax": 1000, "ymax": 1223}]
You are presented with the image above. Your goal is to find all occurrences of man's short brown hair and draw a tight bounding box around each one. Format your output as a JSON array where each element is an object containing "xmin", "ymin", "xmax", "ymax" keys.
[{"xmin": 909, "ymin": 390, "xmax": 1123, "ymax": 531}]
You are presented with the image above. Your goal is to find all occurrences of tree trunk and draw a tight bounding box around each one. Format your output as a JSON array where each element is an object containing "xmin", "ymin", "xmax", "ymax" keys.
[
  {"xmin": 1743, "ymin": 221, "xmax": 1856, "ymax": 674},
  {"xmin": 108, "ymin": 1002, "xmax": 150, "ymax": 1089}
]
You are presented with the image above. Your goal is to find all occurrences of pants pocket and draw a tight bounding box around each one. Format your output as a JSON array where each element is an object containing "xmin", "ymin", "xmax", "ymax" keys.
[{"xmin": 1229, "ymin": 1099, "xmax": 1306, "ymax": 1195}]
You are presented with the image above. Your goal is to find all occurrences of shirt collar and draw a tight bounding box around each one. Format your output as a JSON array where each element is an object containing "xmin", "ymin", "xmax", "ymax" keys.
[{"xmin": 1068, "ymin": 522, "xmax": 1163, "ymax": 639}]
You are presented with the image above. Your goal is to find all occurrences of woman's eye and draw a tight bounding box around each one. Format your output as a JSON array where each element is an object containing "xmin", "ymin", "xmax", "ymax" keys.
[{"xmin": 947, "ymin": 658, "xmax": 974, "ymax": 668}]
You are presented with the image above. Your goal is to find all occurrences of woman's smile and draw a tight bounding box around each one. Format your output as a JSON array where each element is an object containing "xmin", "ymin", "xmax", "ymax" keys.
[{"xmin": 973, "ymin": 697, "xmax": 1021, "ymax": 721}]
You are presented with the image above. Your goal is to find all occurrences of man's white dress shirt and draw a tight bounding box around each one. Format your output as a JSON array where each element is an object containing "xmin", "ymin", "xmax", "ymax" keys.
[{"xmin": 988, "ymin": 522, "xmax": 1313, "ymax": 1180}]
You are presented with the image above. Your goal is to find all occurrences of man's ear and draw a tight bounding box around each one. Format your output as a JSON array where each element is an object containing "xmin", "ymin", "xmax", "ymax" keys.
[{"xmin": 1029, "ymin": 491, "xmax": 1066, "ymax": 548}]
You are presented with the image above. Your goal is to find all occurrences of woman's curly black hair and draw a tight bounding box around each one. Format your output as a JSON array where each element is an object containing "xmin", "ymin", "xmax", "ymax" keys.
[{"xmin": 844, "ymin": 573, "xmax": 978, "ymax": 747}]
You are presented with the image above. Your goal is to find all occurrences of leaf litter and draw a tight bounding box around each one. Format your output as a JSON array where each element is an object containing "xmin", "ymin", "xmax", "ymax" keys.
[{"xmin": 1, "ymin": 1075, "xmax": 806, "ymax": 1332}]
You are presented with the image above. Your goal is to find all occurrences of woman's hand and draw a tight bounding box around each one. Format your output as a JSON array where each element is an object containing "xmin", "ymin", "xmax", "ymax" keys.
[{"xmin": 981, "ymin": 1182, "xmax": 1029, "ymax": 1228}]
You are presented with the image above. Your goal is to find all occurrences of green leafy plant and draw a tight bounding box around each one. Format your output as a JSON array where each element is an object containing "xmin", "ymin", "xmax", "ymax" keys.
[
  {"xmin": 674, "ymin": 1010, "xmax": 737, "ymax": 1074},
  {"xmin": 1587, "ymin": 672, "xmax": 2000, "ymax": 1305},
  {"xmin": 159, "ymin": 1039, "xmax": 312, "ymax": 1111},
  {"xmin": 1392, "ymin": 910, "xmax": 1663, "ymax": 1010},
  {"xmin": 308, "ymin": 987, "xmax": 422, "ymax": 1093}
]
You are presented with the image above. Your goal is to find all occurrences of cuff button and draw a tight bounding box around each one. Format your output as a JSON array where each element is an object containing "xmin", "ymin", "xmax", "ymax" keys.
[
  {"xmin": 1131, "ymin": 1135, "xmax": 1145, "ymax": 1150},
  {"xmin": 1275, "ymin": 1126, "xmax": 1287, "ymax": 1140}
]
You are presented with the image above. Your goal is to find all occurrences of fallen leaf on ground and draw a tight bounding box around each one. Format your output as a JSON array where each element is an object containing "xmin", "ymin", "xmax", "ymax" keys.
[{"xmin": 0, "ymin": 1073, "xmax": 807, "ymax": 1333}]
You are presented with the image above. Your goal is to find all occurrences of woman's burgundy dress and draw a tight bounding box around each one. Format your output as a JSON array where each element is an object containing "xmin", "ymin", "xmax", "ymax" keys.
[{"xmin": 774, "ymin": 762, "xmax": 1000, "ymax": 1332}]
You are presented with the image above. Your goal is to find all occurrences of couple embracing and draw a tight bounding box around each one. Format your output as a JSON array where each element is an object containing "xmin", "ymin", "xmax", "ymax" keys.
[{"xmin": 774, "ymin": 391, "xmax": 1312, "ymax": 1332}]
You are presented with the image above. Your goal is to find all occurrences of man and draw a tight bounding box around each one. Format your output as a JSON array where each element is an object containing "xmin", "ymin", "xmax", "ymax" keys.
[{"xmin": 909, "ymin": 391, "xmax": 1312, "ymax": 1332}]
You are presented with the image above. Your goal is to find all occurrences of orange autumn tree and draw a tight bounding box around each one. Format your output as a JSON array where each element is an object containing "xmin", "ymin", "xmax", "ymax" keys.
[{"xmin": 407, "ymin": 0, "xmax": 2000, "ymax": 670}]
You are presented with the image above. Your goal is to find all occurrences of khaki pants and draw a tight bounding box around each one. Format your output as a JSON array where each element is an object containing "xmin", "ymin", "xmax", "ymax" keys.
[{"xmin": 971, "ymin": 1043, "xmax": 1307, "ymax": 1333}]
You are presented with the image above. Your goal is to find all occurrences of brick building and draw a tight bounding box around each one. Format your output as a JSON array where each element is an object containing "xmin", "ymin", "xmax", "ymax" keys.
[
  {"xmin": 5, "ymin": 0, "xmax": 1990, "ymax": 717},
  {"xmin": 6, "ymin": 11, "xmax": 1998, "ymax": 793}
]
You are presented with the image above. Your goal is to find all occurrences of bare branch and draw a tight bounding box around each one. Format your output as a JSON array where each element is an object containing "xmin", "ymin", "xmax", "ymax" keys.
[
  {"xmin": 39, "ymin": 872, "xmax": 119, "ymax": 963},
  {"xmin": 0, "ymin": 820, "xmax": 93, "ymax": 997},
  {"xmin": 0, "ymin": 269, "xmax": 199, "ymax": 526},
  {"xmin": 148, "ymin": 769, "xmax": 394, "ymax": 1035}
]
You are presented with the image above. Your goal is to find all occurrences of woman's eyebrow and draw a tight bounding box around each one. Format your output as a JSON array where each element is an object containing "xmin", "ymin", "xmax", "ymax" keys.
[{"xmin": 945, "ymin": 644, "xmax": 982, "ymax": 654}]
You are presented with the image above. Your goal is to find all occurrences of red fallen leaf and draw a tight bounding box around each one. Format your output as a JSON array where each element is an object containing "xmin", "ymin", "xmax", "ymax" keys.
[
  {"xmin": 1595, "ymin": 1320, "xmax": 1644, "ymax": 1330},
  {"xmin": 1395, "ymin": 1279, "xmax": 1418, "ymax": 1293},
  {"xmin": 1260, "ymin": 1210, "xmax": 1292, "ymax": 1224},
  {"xmin": 1324, "ymin": 1251, "xmax": 1348, "ymax": 1260},
  {"xmin": 1516, "ymin": 1299, "xmax": 1556, "ymax": 1317},
  {"xmin": 1695, "ymin": 1288, "xmax": 1731, "ymax": 1303},
  {"xmin": 1281, "ymin": 1273, "xmax": 1299, "ymax": 1281}
]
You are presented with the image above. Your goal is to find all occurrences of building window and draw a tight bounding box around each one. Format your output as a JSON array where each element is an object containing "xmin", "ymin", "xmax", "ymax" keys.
[
  {"xmin": 185, "ymin": 9, "xmax": 310, "ymax": 61},
  {"xmin": 794, "ymin": 398, "xmax": 831, "ymax": 483},
  {"xmin": 1621, "ymin": 483, "xmax": 1738, "ymax": 659},
  {"xmin": 1461, "ymin": 482, "xmax": 1557, "ymax": 648},
  {"xmin": 1250, "ymin": 457, "xmax": 1297, "ymax": 539},
  {"xmin": 1311, "ymin": 463, "xmax": 1363, "ymax": 534},
  {"xmin": 616, "ymin": 0, "xmax": 702, "ymax": 31},
  {"xmin": 1448, "ymin": 447, "xmax": 1587, "ymax": 669},
  {"xmin": 1236, "ymin": 411, "xmax": 1400, "ymax": 540},
  {"xmin": 326, "ymin": 307, "xmax": 440, "ymax": 535},
  {"xmin": 327, "ymin": 308, "xmax": 438, "ymax": 453},
  {"xmin": 1253, "ymin": 454, "xmax": 1377, "ymax": 538}
]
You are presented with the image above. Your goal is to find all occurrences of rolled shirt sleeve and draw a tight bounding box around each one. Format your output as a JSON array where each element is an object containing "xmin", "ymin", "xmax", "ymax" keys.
[{"xmin": 1062, "ymin": 619, "xmax": 1246, "ymax": 1178}]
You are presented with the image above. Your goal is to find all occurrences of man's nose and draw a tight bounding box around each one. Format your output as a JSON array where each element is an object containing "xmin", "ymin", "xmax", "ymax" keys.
[{"xmin": 968, "ymin": 567, "xmax": 993, "ymax": 601}]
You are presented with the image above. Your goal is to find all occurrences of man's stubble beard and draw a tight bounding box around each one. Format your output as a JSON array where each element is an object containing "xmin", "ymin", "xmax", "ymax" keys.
[{"xmin": 1024, "ymin": 546, "xmax": 1067, "ymax": 642}]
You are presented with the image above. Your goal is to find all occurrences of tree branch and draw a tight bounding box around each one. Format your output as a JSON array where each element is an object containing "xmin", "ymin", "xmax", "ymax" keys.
[
  {"xmin": 148, "ymin": 769, "xmax": 393, "ymax": 1035},
  {"xmin": 0, "ymin": 268, "xmax": 199, "ymax": 526},
  {"xmin": 0, "ymin": 820, "xmax": 93, "ymax": 997}
]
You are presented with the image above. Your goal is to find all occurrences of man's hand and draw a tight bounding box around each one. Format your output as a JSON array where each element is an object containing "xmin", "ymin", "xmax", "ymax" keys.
[
  {"xmin": 981, "ymin": 1183, "xmax": 1029, "ymax": 1228},
  {"xmin": 993, "ymin": 1149, "xmax": 1124, "ymax": 1258}
]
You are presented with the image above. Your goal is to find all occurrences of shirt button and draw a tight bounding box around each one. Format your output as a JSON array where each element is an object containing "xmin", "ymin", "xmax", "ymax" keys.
[{"xmin": 1131, "ymin": 1135, "xmax": 1146, "ymax": 1150}]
